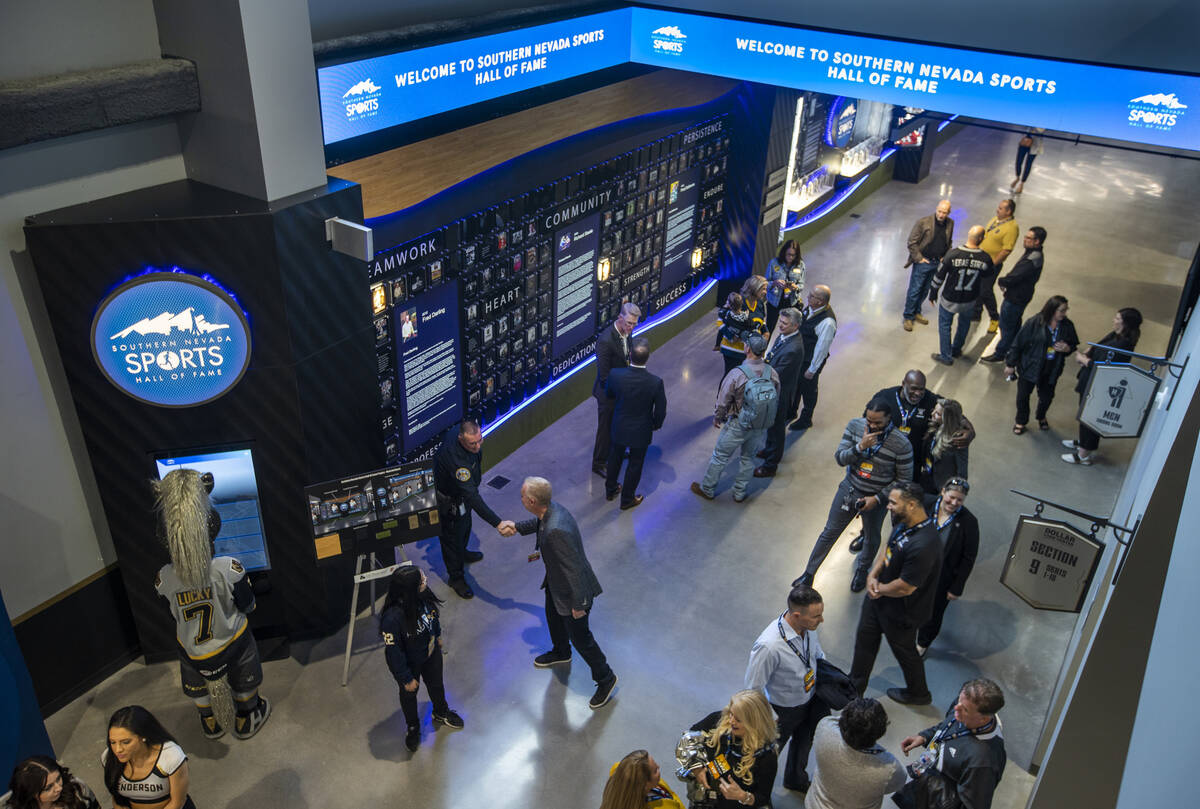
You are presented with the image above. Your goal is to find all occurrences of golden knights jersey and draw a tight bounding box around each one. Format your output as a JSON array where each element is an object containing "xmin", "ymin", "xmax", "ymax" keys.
[{"xmin": 155, "ymin": 557, "xmax": 253, "ymax": 660}]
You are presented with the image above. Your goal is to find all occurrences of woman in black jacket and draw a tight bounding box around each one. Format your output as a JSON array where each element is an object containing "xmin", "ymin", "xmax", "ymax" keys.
[
  {"xmin": 916, "ymin": 479, "xmax": 979, "ymax": 655},
  {"xmin": 379, "ymin": 565, "xmax": 463, "ymax": 752},
  {"xmin": 1062, "ymin": 308, "xmax": 1143, "ymax": 465},
  {"xmin": 683, "ymin": 690, "xmax": 778, "ymax": 808},
  {"xmin": 1004, "ymin": 295, "xmax": 1079, "ymax": 433}
]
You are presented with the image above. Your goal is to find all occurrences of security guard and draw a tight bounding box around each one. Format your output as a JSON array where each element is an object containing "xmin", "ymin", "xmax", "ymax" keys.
[{"xmin": 433, "ymin": 420, "xmax": 510, "ymax": 599}]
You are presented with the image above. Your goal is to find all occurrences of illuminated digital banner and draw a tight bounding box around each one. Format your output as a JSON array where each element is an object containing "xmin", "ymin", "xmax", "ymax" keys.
[
  {"xmin": 628, "ymin": 7, "xmax": 1198, "ymax": 151},
  {"xmin": 318, "ymin": 9, "xmax": 630, "ymax": 144}
]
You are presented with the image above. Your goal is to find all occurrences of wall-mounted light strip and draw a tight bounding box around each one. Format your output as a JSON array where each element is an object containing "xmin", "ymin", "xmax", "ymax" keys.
[
  {"xmin": 937, "ymin": 114, "xmax": 961, "ymax": 132},
  {"xmin": 482, "ymin": 277, "xmax": 718, "ymax": 435}
]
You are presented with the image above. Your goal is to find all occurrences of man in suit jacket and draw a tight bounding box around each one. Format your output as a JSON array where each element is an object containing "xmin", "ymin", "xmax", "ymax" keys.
[
  {"xmin": 515, "ymin": 476, "xmax": 618, "ymax": 709},
  {"xmin": 916, "ymin": 479, "xmax": 979, "ymax": 655},
  {"xmin": 592, "ymin": 302, "xmax": 641, "ymax": 477},
  {"xmin": 755, "ymin": 307, "xmax": 807, "ymax": 477},
  {"xmin": 604, "ymin": 337, "xmax": 667, "ymax": 511}
]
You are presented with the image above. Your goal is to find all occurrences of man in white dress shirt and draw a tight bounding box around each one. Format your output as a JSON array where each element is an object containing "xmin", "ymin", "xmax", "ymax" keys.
[{"xmin": 788, "ymin": 285, "xmax": 837, "ymax": 431}]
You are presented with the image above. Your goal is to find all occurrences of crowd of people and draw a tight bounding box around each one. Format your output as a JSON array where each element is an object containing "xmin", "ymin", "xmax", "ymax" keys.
[{"xmin": 15, "ymin": 184, "xmax": 1148, "ymax": 809}]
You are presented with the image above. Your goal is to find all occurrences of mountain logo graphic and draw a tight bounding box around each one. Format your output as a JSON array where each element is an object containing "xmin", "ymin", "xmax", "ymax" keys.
[
  {"xmin": 559, "ymin": 233, "xmax": 572, "ymax": 251},
  {"xmin": 1129, "ymin": 93, "xmax": 1187, "ymax": 109},
  {"xmin": 110, "ymin": 307, "xmax": 231, "ymax": 339},
  {"xmin": 343, "ymin": 79, "xmax": 382, "ymax": 97},
  {"xmin": 652, "ymin": 26, "xmax": 687, "ymax": 39}
]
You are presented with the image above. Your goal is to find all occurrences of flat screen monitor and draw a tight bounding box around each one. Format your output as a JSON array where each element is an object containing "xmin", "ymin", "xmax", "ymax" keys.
[{"xmin": 154, "ymin": 446, "xmax": 271, "ymax": 572}]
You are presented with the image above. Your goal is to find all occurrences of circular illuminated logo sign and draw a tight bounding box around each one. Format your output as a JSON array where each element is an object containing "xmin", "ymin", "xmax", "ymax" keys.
[{"xmin": 91, "ymin": 272, "xmax": 252, "ymax": 408}]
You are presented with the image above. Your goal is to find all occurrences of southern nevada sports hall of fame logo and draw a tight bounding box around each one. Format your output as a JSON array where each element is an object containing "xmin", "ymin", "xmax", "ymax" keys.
[
  {"xmin": 650, "ymin": 25, "xmax": 687, "ymax": 56},
  {"xmin": 91, "ymin": 271, "xmax": 252, "ymax": 408},
  {"xmin": 342, "ymin": 78, "xmax": 382, "ymax": 122},
  {"xmin": 1127, "ymin": 92, "xmax": 1187, "ymax": 132}
]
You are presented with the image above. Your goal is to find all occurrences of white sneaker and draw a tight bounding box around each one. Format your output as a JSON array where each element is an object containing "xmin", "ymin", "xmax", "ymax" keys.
[
  {"xmin": 1061, "ymin": 452, "xmax": 1093, "ymax": 466},
  {"xmin": 1061, "ymin": 439, "xmax": 1078, "ymax": 449}
]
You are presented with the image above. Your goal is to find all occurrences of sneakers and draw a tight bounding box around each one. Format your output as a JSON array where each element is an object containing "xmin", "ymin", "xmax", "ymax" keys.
[
  {"xmin": 1061, "ymin": 452, "xmax": 1093, "ymax": 466},
  {"xmin": 1061, "ymin": 439, "xmax": 1079, "ymax": 449},
  {"xmin": 903, "ymin": 320, "xmax": 914, "ymax": 332},
  {"xmin": 198, "ymin": 710, "xmax": 225, "ymax": 740},
  {"xmin": 690, "ymin": 481, "xmax": 715, "ymax": 501},
  {"xmin": 432, "ymin": 709, "xmax": 465, "ymax": 729},
  {"xmin": 930, "ymin": 353, "xmax": 953, "ymax": 366},
  {"xmin": 987, "ymin": 319, "xmax": 1000, "ymax": 334},
  {"xmin": 405, "ymin": 724, "xmax": 421, "ymax": 752},
  {"xmin": 589, "ymin": 674, "xmax": 618, "ymax": 709},
  {"xmin": 534, "ymin": 650, "xmax": 571, "ymax": 668},
  {"xmin": 913, "ymin": 313, "xmax": 929, "ymax": 325},
  {"xmin": 448, "ymin": 578, "xmax": 474, "ymax": 599},
  {"xmin": 233, "ymin": 696, "xmax": 271, "ymax": 740},
  {"xmin": 886, "ymin": 687, "xmax": 932, "ymax": 706}
]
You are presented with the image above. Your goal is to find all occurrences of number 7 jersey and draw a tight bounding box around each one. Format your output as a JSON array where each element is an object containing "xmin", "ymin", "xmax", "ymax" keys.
[{"xmin": 155, "ymin": 557, "xmax": 255, "ymax": 660}]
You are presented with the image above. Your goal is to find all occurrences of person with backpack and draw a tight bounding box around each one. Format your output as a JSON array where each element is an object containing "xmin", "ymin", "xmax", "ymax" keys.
[
  {"xmin": 691, "ymin": 333, "xmax": 780, "ymax": 503},
  {"xmin": 792, "ymin": 397, "xmax": 914, "ymax": 593}
]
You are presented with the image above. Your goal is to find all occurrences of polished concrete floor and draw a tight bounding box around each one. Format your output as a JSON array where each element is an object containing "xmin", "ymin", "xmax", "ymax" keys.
[{"xmin": 45, "ymin": 125, "xmax": 1200, "ymax": 808}]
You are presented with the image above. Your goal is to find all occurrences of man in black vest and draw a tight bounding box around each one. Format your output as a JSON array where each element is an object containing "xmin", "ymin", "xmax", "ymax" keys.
[
  {"xmin": 789, "ymin": 285, "xmax": 837, "ymax": 431},
  {"xmin": 592, "ymin": 302, "xmax": 641, "ymax": 476},
  {"xmin": 605, "ymin": 337, "xmax": 667, "ymax": 510},
  {"xmin": 755, "ymin": 307, "xmax": 806, "ymax": 477}
]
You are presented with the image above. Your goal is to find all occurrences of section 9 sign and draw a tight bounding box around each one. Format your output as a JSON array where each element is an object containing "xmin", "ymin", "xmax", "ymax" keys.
[
  {"xmin": 91, "ymin": 271, "xmax": 252, "ymax": 408},
  {"xmin": 1001, "ymin": 516, "xmax": 1104, "ymax": 612}
]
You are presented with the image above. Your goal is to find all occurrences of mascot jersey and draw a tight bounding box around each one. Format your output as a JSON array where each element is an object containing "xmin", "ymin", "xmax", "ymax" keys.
[{"xmin": 155, "ymin": 557, "xmax": 254, "ymax": 660}]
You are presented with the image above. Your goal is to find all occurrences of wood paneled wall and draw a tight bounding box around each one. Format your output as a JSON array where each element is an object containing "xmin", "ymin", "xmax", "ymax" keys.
[{"xmin": 329, "ymin": 70, "xmax": 738, "ymax": 218}]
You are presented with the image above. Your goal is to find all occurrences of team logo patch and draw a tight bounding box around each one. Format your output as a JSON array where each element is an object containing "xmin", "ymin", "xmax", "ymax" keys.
[
  {"xmin": 230, "ymin": 559, "xmax": 244, "ymax": 574},
  {"xmin": 455, "ymin": 467, "xmax": 471, "ymax": 482}
]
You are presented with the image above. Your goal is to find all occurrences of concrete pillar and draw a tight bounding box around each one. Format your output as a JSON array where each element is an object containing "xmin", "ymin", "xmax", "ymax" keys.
[{"xmin": 154, "ymin": 0, "xmax": 327, "ymax": 201}]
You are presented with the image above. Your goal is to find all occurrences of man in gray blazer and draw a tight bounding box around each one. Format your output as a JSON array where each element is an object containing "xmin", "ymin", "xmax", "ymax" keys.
[{"xmin": 515, "ymin": 476, "xmax": 618, "ymax": 709}]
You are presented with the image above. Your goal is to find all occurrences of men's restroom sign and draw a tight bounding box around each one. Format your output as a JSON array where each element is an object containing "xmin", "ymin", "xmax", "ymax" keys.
[
  {"xmin": 1078, "ymin": 361, "xmax": 1160, "ymax": 438},
  {"xmin": 91, "ymin": 271, "xmax": 252, "ymax": 407}
]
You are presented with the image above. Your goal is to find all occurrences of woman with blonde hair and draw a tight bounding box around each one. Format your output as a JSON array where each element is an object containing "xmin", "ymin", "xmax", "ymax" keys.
[
  {"xmin": 684, "ymin": 690, "xmax": 778, "ymax": 808},
  {"xmin": 917, "ymin": 398, "xmax": 970, "ymax": 494},
  {"xmin": 599, "ymin": 750, "xmax": 684, "ymax": 809}
]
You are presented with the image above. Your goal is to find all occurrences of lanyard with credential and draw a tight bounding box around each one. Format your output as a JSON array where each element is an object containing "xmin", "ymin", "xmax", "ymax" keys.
[
  {"xmin": 933, "ymin": 496, "xmax": 958, "ymax": 531},
  {"xmin": 887, "ymin": 515, "xmax": 934, "ymax": 556},
  {"xmin": 895, "ymin": 392, "xmax": 917, "ymax": 427},
  {"xmin": 861, "ymin": 422, "xmax": 894, "ymax": 458},
  {"xmin": 777, "ymin": 613, "xmax": 811, "ymax": 668},
  {"xmin": 932, "ymin": 716, "xmax": 997, "ymax": 746}
]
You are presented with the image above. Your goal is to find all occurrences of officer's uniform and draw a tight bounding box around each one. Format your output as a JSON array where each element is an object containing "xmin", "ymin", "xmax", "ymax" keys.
[{"xmin": 433, "ymin": 428, "xmax": 502, "ymax": 584}]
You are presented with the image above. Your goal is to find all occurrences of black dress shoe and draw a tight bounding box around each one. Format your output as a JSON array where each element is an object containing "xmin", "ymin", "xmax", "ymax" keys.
[
  {"xmin": 753, "ymin": 466, "xmax": 776, "ymax": 478},
  {"xmin": 783, "ymin": 780, "xmax": 811, "ymax": 793},
  {"xmin": 448, "ymin": 578, "xmax": 474, "ymax": 599},
  {"xmin": 850, "ymin": 570, "xmax": 868, "ymax": 593},
  {"xmin": 690, "ymin": 482, "xmax": 715, "ymax": 500},
  {"xmin": 886, "ymin": 687, "xmax": 933, "ymax": 706},
  {"xmin": 619, "ymin": 495, "xmax": 644, "ymax": 511},
  {"xmin": 980, "ymin": 353, "xmax": 1005, "ymax": 363},
  {"xmin": 405, "ymin": 724, "xmax": 421, "ymax": 752},
  {"xmin": 592, "ymin": 465, "xmax": 607, "ymax": 478},
  {"xmin": 755, "ymin": 449, "xmax": 769, "ymax": 459},
  {"xmin": 463, "ymin": 550, "xmax": 483, "ymax": 563},
  {"xmin": 788, "ymin": 419, "xmax": 812, "ymax": 431},
  {"xmin": 849, "ymin": 534, "xmax": 864, "ymax": 553},
  {"xmin": 605, "ymin": 484, "xmax": 621, "ymax": 502},
  {"xmin": 791, "ymin": 573, "xmax": 813, "ymax": 588}
]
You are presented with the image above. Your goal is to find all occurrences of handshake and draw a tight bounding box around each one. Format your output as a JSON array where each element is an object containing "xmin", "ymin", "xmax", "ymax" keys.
[{"xmin": 497, "ymin": 520, "xmax": 517, "ymax": 537}]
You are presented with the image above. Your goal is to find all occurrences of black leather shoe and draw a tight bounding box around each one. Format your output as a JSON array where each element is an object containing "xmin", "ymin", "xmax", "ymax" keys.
[
  {"xmin": 592, "ymin": 465, "xmax": 607, "ymax": 478},
  {"xmin": 405, "ymin": 725, "xmax": 421, "ymax": 752},
  {"xmin": 605, "ymin": 484, "xmax": 621, "ymax": 502},
  {"xmin": 463, "ymin": 550, "xmax": 483, "ymax": 564},
  {"xmin": 783, "ymin": 780, "xmax": 811, "ymax": 793},
  {"xmin": 788, "ymin": 419, "xmax": 812, "ymax": 431},
  {"xmin": 980, "ymin": 353, "xmax": 1005, "ymax": 363},
  {"xmin": 619, "ymin": 495, "xmax": 644, "ymax": 511},
  {"xmin": 448, "ymin": 578, "xmax": 474, "ymax": 599},
  {"xmin": 850, "ymin": 570, "xmax": 868, "ymax": 593},
  {"xmin": 791, "ymin": 573, "xmax": 814, "ymax": 588},
  {"xmin": 849, "ymin": 534, "xmax": 864, "ymax": 553},
  {"xmin": 886, "ymin": 687, "xmax": 933, "ymax": 706},
  {"xmin": 690, "ymin": 482, "xmax": 715, "ymax": 500},
  {"xmin": 753, "ymin": 466, "xmax": 776, "ymax": 478}
]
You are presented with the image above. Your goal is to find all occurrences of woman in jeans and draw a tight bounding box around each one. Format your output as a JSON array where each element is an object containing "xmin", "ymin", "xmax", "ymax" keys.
[
  {"xmin": 1004, "ymin": 295, "xmax": 1078, "ymax": 434},
  {"xmin": 1062, "ymin": 308, "xmax": 1142, "ymax": 465},
  {"xmin": 765, "ymin": 240, "xmax": 805, "ymax": 333}
]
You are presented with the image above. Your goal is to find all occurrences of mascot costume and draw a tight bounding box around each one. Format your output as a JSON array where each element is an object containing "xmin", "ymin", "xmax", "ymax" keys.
[{"xmin": 153, "ymin": 468, "xmax": 271, "ymax": 740}]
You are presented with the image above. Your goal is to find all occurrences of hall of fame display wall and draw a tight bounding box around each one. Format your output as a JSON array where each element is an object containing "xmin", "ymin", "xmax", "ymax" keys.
[{"xmin": 368, "ymin": 115, "xmax": 730, "ymax": 465}]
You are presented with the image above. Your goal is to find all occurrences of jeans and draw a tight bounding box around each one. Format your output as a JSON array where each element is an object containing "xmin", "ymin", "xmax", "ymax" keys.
[
  {"xmin": 936, "ymin": 305, "xmax": 972, "ymax": 360},
  {"xmin": 1016, "ymin": 146, "xmax": 1037, "ymax": 181},
  {"xmin": 1015, "ymin": 376, "xmax": 1057, "ymax": 425},
  {"xmin": 699, "ymin": 421, "xmax": 766, "ymax": 499},
  {"xmin": 398, "ymin": 648, "xmax": 450, "ymax": 727},
  {"xmin": 606, "ymin": 443, "xmax": 647, "ymax": 506},
  {"xmin": 849, "ymin": 597, "xmax": 929, "ymax": 698},
  {"xmin": 773, "ymin": 699, "xmax": 828, "ymax": 789},
  {"xmin": 802, "ymin": 478, "xmax": 888, "ymax": 580},
  {"xmin": 545, "ymin": 588, "xmax": 613, "ymax": 684},
  {"xmin": 903, "ymin": 262, "xmax": 938, "ymax": 320},
  {"xmin": 992, "ymin": 300, "xmax": 1026, "ymax": 357}
]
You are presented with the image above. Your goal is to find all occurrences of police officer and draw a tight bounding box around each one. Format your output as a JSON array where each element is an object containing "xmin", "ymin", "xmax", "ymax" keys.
[{"xmin": 433, "ymin": 420, "xmax": 516, "ymax": 599}]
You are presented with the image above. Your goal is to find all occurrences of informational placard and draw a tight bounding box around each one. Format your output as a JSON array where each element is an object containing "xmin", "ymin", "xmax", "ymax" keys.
[
  {"xmin": 395, "ymin": 282, "xmax": 463, "ymax": 452},
  {"xmin": 1078, "ymin": 361, "xmax": 1161, "ymax": 438},
  {"xmin": 660, "ymin": 167, "xmax": 701, "ymax": 290},
  {"xmin": 318, "ymin": 9, "xmax": 631, "ymax": 144},
  {"xmin": 1001, "ymin": 516, "xmax": 1104, "ymax": 612},
  {"xmin": 552, "ymin": 213, "xmax": 600, "ymax": 357},
  {"xmin": 629, "ymin": 7, "xmax": 1200, "ymax": 151}
]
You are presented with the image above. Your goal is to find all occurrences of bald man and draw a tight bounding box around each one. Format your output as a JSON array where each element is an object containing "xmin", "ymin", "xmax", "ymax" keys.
[
  {"xmin": 903, "ymin": 200, "xmax": 954, "ymax": 331},
  {"xmin": 929, "ymin": 225, "xmax": 994, "ymax": 365},
  {"xmin": 788, "ymin": 285, "xmax": 838, "ymax": 431}
]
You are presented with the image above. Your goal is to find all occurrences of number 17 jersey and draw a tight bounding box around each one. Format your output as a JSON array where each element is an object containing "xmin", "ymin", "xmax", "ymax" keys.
[{"xmin": 155, "ymin": 557, "xmax": 254, "ymax": 661}]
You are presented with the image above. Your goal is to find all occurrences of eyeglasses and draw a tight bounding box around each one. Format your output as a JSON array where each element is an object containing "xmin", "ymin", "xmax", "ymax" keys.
[{"xmin": 945, "ymin": 477, "xmax": 970, "ymax": 494}]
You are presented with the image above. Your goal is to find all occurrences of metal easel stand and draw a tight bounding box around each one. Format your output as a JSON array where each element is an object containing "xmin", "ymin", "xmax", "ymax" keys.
[{"xmin": 340, "ymin": 548, "xmax": 412, "ymax": 686}]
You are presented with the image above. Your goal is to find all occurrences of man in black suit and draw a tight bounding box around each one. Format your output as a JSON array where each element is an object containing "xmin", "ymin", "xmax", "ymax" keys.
[
  {"xmin": 515, "ymin": 476, "xmax": 618, "ymax": 709},
  {"xmin": 755, "ymin": 307, "xmax": 806, "ymax": 477},
  {"xmin": 605, "ymin": 337, "xmax": 667, "ymax": 511},
  {"xmin": 592, "ymin": 302, "xmax": 641, "ymax": 476}
]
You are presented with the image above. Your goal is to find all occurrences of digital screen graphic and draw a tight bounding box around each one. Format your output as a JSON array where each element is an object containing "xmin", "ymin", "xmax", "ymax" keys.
[
  {"xmin": 305, "ymin": 463, "xmax": 436, "ymax": 536},
  {"xmin": 155, "ymin": 448, "xmax": 270, "ymax": 571}
]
